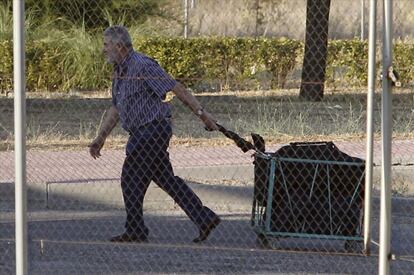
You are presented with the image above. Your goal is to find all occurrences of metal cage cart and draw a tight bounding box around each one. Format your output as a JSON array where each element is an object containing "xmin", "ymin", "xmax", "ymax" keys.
[
  {"xmin": 251, "ymin": 142, "xmax": 365, "ymax": 252},
  {"xmin": 216, "ymin": 125, "xmax": 365, "ymax": 253}
]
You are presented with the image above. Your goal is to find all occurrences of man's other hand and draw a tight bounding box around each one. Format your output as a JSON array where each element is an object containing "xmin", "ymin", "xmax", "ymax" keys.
[{"xmin": 88, "ymin": 137, "xmax": 105, "ymax": 159}]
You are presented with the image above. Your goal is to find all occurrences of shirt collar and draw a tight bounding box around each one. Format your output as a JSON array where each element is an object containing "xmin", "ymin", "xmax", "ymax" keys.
[
  {"xmin": 119, "ymin": 49, "xmax": 134, "ymax": 66},
  {"xmin": 115, "ymin": 50, "xmax": 134, "ymax": 77}
]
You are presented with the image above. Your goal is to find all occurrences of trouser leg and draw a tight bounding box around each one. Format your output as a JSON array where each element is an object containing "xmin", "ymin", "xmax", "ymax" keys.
[
  {"xmin": 152, "ymin": 126, "xmax": 218, "ymax": 229},
  {"xmin": 121, "ymin": 150, "xmax": 152, "ymax": 237},
  {"xmin": 121, "ymin": 118, "xmax": 218, "ymax": 237}
]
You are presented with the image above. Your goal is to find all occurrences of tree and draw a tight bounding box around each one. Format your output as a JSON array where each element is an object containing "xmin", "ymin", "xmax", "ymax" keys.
[{"xmin": 299, "ymin": 0, "xmax": 331, "ymax": 101}]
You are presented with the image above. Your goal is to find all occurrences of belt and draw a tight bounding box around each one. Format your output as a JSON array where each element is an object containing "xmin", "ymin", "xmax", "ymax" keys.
[{"xmin": 128, "ymin": 116, "xmax": 171, "ymax": 135}]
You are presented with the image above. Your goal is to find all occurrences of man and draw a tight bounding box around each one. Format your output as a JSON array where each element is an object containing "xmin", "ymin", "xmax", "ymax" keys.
[{"xmin": 88, "ymin": 25, "xmax": 220, "ymax": 243}]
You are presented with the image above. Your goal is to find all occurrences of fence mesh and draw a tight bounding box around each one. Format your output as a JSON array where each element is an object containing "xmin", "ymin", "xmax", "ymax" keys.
[{"xmin": 1, "ymin": 0, "xmax": 414, "ymax": 274}]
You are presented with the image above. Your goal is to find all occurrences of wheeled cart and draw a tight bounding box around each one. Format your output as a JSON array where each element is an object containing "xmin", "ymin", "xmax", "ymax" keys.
[{"xmin": 251, "ymin": 142, "xmax": 365, "ymax": 252}]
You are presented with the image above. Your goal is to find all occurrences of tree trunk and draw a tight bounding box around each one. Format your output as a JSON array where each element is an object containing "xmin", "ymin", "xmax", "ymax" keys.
[{"xmin": 299, "ymin": 0, "xmax": 331, "ymax": 101}]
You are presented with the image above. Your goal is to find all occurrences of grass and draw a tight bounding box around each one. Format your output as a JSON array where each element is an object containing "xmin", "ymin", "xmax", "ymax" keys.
[
  {"xmin": 183, "ymin": 0, "xmax": 414, "ymax": 40},
  {"xmin": 1, "ymin": 89, "xmax": 414, "ymax": 151}
]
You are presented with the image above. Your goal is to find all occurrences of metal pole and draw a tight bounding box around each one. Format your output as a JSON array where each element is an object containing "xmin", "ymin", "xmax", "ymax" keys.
[
  {"xmin": 255, "ymin": 0, "xmax": 260, "ymax": 37},
  {"xmin": 13, "ymin": 0, "xmax": 28, "ymax": 274},
  {"xmin": 363, "ymin": 0, "xmax": 377, "ymax": 256},
  {"xmin": 183, "ymin": 0, "xmax": 189, "ymax": 38},
  {"xmin": 379, "ymin": 0, "xmax": 393, "ymax": 274},
  {"xmin": 361, "ymin": 0, "xmax": 365, "ymax": 40}
]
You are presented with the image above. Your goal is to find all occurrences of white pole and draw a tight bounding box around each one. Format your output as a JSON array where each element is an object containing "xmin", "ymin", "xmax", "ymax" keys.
[
  {"xmin": 379, "ymin": 0, "xmax": 393, "ymax": 274},
  {"xmin": 183, "ymin": 0, "xmax": 189, "ymax": 38},
  {"xmin": 363, "ymin": 0, "xmax": 377, "ymax": 256},
  {"xmin": 361, "ymin": 0, "xmax": 365, "ymax": 40},
  {"xmin": 13, "ymin": 0, "xmax": 28, "ymax": 274}
]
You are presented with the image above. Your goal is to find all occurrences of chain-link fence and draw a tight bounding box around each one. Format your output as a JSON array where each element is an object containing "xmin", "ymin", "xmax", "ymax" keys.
[
  {"xmin": 1, "ymin": 0, "xmax": 414, "ymax": 274},
  {"xmin": 183, "ymin": 0, "xmax": 413, "ymax": 40}
]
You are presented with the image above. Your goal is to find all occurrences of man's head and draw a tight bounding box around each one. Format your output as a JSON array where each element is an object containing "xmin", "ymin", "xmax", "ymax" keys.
[{"xmin": 103, "ymin": 25, "xmax": 133, "ymax": 64}]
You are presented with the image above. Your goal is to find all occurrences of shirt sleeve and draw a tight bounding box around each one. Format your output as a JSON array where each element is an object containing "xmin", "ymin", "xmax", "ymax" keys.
[
  {"xmin": 111, "ymin": 80, "xmax": 117, "ymax": 106},
  {"xmin": 111, "ymin": 66, "xmax": 120, "ymax": 106},
  {"xmin": 143, "ymin": 62, "xmax": 177, "ymax": 98}
]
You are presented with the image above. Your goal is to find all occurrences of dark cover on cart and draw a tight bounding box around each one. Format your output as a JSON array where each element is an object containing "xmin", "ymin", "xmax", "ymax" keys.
[{"xmin": 254, "ymin": 141, "xmax": 365, "ymax": 236}]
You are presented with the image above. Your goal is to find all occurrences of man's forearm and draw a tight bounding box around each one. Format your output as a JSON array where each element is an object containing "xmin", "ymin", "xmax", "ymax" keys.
[
  {"xmin": 172, "ymin": 82, "xmax": 203, "ymax": 114},
  {"xmin": 171, "ymin": 82, "xmax": 218, "ymax": 131},
  {"xmin": 97, "ymin": 106, "xmax": 119, "ymax": 139}
]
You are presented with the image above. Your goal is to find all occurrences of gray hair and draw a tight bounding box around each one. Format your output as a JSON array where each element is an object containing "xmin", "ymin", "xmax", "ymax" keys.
[{"xmin": 103, "ymin": 25, "xmax": 133, "ymax": 49}]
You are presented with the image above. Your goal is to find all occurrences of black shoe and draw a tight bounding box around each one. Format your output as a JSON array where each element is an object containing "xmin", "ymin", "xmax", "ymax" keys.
[
  {"xmin": 193, "ymin": 216, "xmax": 221, "ymax": 243},
  {"xmin": 110, "ymin": 232, "xmax": 148, "ymax": 243}
]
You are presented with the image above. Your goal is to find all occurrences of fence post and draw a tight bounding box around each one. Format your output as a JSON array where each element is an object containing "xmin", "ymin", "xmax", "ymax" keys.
[
  {"xmin": 254, "ymin": 0, "xmax": 260, "ymax": 37},
  {"xmin": 361, "ymin": 0, "xmax": 365, "ymax": 40},
  {"xmin": 379, "ymin": 0, "xmax": 393, "ymax": 274},
  {"xmin": 13, "ymin": 0, "xmax": 28, "ymax": 274},
  {"xmin": 364, "ymin": 0, "xmax": 377, "ymax": 256},
  {"xmin": 183, "ymin": 0, "xmax": 189, "ymax": 38}
]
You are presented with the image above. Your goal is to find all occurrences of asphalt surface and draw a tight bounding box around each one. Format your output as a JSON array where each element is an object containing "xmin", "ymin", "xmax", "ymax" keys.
[
  {"xmin": 1, "ymin": 209, "xmax": 414, "ymax": 274},
  {"xmin": 1, "ymin": 140, "xmax": 414, "ymax": 274}
]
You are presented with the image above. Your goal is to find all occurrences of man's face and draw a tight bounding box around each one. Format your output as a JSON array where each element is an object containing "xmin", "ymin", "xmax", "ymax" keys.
[{"xmin": 103, "ymin": 36, "xmax": 121, "ymax": 64}]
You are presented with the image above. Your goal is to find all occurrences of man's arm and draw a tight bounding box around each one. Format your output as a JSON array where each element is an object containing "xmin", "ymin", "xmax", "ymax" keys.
[
  {"xmin": 171, "ymin": 82, "xmax": 218, "ymax": 131},
  {"xmin": 88, "ymin": 105, "xmax": 120, "ymax": 159}
]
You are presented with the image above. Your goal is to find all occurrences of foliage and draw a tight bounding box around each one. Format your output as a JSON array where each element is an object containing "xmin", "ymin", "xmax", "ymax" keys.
[
  {"xmin": 326, "ymin": 39, "xmax": 370, "ymax": 87},
  {"xmin": 0, "ymin": 1, "xmax": 12, "ymax": 40},
  {"xmin": 2, "ymin": 0, "xmax": 166, "ymax": 31},
  {"xmin": 0, "ymin": 40, "xmax": 12, "ymax": 93},
  {"xmin": 135, "ymin": 37, "xmax": 302, "ymax": 90},
  {"xmin": 394, "ymin": 41, "xmax": 414, "ymax": 84},
  {"xmin": 1, "ymin": 28, "xmax": 111, "ymax": 92},
  {"xmin": 1, "ymin": 34, "xmax": 303, "ymax": 92},
  {"xmin": 3, "ymin": 25, "xmax": 414, "ymax": 92},
  {"xmin": 326, "ymin": 39, "xmax": 414, "ymax": 88}
]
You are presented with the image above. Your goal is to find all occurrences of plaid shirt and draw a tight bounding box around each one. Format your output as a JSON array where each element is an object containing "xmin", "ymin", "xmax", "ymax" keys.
[{"xmin": 112, "ymin": 51, "xmax": 177, "ymax": 132}]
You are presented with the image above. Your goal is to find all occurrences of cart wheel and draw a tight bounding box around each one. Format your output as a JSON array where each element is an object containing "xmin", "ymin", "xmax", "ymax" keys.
[
  {"xmin": 256, "ymin": 233, "xmax": 271, "ymax": 249},
  {"xmin": 344, "ymin": 240, "xmax": 363, "ymax": 253}
]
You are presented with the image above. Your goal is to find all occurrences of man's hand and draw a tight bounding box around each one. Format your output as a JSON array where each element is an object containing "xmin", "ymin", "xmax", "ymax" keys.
[
  {"xmin": 200, "ymin": 110, "xmax": 219, "ymax": 131},
  {"xmin": 88, "ymin": 106, "xmax": 119, "ymax": 159},
  {"xmin": 88, "ymin": 136, "xmax": 105, "ymax": 159}
]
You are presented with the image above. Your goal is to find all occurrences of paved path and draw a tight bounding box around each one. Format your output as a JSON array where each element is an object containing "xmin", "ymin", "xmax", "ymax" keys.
[
  {"xmin": 2, "ymin": 139, "xmax": 414, "ymax": 184},
  {"xmin": 1, "ymin": 140, "xmax": 414, "ymax": 274}
]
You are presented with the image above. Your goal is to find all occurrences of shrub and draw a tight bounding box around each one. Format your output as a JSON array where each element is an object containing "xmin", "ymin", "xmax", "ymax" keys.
[
  {"xmin": 327, "ymin": 39, "xmax": 370, "ymax": 87},
  {"xmin": 135, "ymin": 37, "xmax": 302, "ymax": 90},
  {"xmin": 2, "ymin": 35, "xmax": 414, "ymax": 93},
  {"xmin": 394, "ymin": 41, "xmax": 414, "ymax": 85}
]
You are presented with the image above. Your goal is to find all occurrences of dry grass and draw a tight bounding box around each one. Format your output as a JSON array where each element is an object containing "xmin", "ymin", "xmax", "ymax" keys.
[
  {"xmin": 1, "ymin": 88, "xmax": 414, "ymax": 151},
  {"xmin": 182, "ymin": 0, "xmax": 414, "ymax": 40}
]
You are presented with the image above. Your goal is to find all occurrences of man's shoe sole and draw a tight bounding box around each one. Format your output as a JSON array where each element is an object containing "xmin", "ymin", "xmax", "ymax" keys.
[{"xmin": 193, "ymin": 217, "xmax": 221, "ymax": 243}]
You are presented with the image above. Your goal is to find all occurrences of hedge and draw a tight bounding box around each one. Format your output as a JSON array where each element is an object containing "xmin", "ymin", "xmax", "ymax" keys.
[
  {"xmin": 134, "ymin": 37, "xmax": 302, "ymax": 90},
  {"xmin": 1, "ymin": 37, "xmax": 414, "ymax": 93},
  {"xmin": 327, "ymin": 39, "xmax": 370, "ymax": 86}
]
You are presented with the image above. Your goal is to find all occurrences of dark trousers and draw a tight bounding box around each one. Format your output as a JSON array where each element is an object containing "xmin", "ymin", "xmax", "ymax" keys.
[{"xmin": 121, "ymin": 118, "xmax": 217, "ymax": 237}]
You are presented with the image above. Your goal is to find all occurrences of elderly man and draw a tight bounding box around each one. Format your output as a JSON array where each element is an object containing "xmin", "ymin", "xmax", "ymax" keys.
[{"xmin": 89, "ymin": 25, "xmax": 220, "ymax": 243}]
